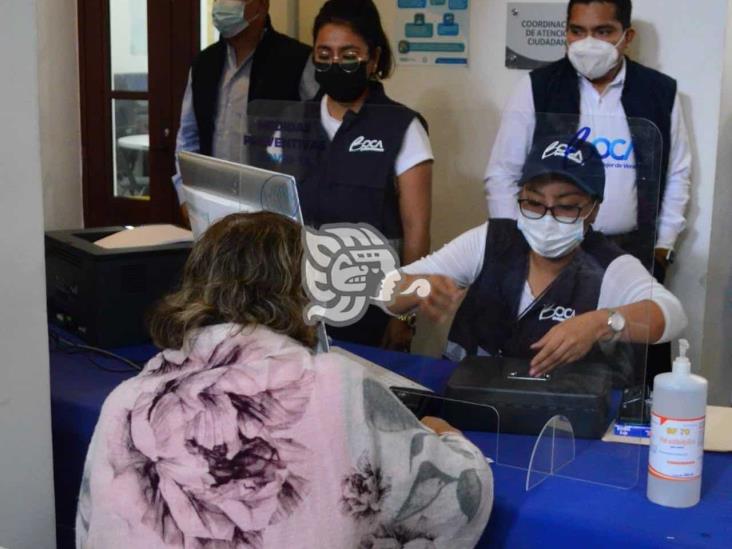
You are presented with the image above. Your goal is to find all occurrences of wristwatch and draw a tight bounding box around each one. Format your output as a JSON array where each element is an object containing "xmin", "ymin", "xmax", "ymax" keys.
[
  {"xmin": 606, "ymin": 310, "xmax": 626, "ymax": 342},
  {"xmin": 398, "ymin": 312, "xmax": 418, "ymax": 330}
]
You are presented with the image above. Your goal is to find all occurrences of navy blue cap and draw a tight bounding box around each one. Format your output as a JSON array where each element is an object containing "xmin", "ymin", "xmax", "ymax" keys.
[{"xmin": 519, "ymin": 136, "xmax": 606, "ymax": 202}]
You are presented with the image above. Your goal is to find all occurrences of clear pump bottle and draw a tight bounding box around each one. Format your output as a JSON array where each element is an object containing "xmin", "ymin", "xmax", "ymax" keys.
[{"xmin": 647, "ymin": 340, "xmax": 707, "ymax": 508}]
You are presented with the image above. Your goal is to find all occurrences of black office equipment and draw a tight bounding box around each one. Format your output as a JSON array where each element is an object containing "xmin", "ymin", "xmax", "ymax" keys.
[
  {"xmin": 444, "ymin": 356, "xmax": 613, "ymax": 439},
  {"xmin": 45, "ymin": 227, "xmax": 191, "ymax": 348}
]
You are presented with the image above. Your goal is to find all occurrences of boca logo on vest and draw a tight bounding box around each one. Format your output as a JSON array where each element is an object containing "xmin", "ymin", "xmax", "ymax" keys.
[
  {"xmin": 539, "ymin": 304, "xmax": 577, "ymax": 322},
  {"xmin": 349, "ymin": 136, "xmax": 385, "ymax": 153}
]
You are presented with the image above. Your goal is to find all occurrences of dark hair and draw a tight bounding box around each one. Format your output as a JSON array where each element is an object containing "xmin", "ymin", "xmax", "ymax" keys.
[
  {"xmin": 312, "ymin": 0, "xmax": 394, "ymax": 80},
  {"xmin": 148, "ymin": 212, "xmax": 316, "ymax": 350},
  {"xmin": 567, "ymin": 0, "xmax": 632, "ymax": 29}
]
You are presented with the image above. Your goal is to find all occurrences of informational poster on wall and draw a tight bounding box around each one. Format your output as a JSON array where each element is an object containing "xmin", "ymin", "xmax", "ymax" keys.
[
  {"xmin": 506, "ymin": 2, "xmax": 567, "ymax": 70},
  {"xmin": 394, "ymin": 0, "xmax": 470, "ymax": 67}
]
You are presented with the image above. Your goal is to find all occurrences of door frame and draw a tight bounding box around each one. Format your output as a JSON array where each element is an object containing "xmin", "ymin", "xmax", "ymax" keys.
[{"xmin": 78, "ymin": 0, "xmax": 199, "ymax": 227}]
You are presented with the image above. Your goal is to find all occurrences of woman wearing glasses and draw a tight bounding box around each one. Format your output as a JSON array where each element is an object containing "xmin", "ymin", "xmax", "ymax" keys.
[
  {"xmin": 382, "ymin": 137, "xmax": 687, "ymax": 384},
  {"xmin": 277, "ymin": 0, "xmax": 432, "ymax": 350}
]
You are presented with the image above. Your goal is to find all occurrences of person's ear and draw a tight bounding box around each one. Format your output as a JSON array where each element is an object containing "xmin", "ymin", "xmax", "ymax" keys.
[
  {"xmin": 585, "ymin": 202, "xmax": 600, "ymax": 227},
  {"xmin": 368, "ymin": 47, "xmax": 382, "ymax": 78},
  {"xmin": 618, "ymin": 27, "xmax": 636, "ymax": 54}
]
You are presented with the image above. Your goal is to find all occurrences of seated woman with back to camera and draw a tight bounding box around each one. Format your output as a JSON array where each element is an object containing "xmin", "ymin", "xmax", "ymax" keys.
[{"xmin": 76, "ymin": 211, "xmax": 493, "ymax": 549}]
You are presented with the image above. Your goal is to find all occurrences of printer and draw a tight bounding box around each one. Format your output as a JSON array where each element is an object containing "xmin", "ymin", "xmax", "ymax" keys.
[{"xmin": 45, "ymin": 227, "xmax": 192, "ymax": 348}]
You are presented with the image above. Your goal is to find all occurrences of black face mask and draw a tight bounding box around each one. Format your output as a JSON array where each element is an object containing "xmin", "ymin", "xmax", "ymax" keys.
[{"xmin": 315, "ymin": 62, "xmax": 370, "ymax": 103}]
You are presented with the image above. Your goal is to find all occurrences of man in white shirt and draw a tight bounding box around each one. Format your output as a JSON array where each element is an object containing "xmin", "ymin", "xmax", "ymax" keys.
[{"xmin": 484, "ymin": 0, "xmax": 691, "ymax": 281}]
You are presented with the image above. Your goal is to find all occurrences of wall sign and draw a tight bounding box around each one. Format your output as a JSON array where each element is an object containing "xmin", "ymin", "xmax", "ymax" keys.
[
  {"xmin": 506, "ymin": 2, "xmax": 567, "ymax": 70},
  {"xmin": 394, "ymin": 0, "xmax": 470, "ymax": 67}
]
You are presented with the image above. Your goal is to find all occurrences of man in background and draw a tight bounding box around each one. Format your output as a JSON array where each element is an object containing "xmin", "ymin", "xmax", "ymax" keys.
[
  {"xmin": 483, "ymin": 0, "xmax": 691, "ymax": 379},
  {"xmin": 173, "ymin": 0, "xmax": 318, "ymax": 220},
  {"xmin": 485, "ymin": 0, "xmax": 691, "ymax": 280}
]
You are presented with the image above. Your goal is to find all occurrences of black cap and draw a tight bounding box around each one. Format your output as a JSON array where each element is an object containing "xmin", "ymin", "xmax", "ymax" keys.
[{"xmin": 519, "ymin": 136, "xmax": 605, "ymax": 202}]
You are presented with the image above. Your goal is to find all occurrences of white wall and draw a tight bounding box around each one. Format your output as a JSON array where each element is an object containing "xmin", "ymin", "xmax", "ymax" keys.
[
  {"xmin": 38, "ymin": 0, "xmax": 83, "ymax": 231},
  {"xmin": 270, "ymin": 0, "xmax": 298, "ymax": 37},
  {"xmin": 702, "ymin": 6, "xmax": 732, "ymax": 406},
  {"xmin": 0, "ymin": 0, "xmax": 57, "ymax": 547},
  {"xmin": 298, "ymin": 0, "xmax": 732, "ymax": 400}
]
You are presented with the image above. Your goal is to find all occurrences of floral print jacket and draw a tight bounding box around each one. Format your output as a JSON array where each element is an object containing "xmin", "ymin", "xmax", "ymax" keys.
[{"xmin": 76, "ymin": 324, "xmax": 493, "ymax": 548}]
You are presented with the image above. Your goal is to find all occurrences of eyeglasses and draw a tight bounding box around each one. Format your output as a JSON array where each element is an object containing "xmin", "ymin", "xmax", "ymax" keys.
[
  {"xmin": 313, "ymin": 52, "xmax": 367, "ymax": 74},
  {"xmin": 518, "ymin": 198, "xmax": 597, "ymax": 224}
]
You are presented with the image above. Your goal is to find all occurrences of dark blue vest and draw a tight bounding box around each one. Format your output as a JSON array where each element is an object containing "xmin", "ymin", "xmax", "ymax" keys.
[
  {"xmin": 530, "ymin": 57, "xmax": 677, "ymax": 266},
  {"xmin": 447, "ymin": 220, "xmax": 626, "ymax": 367},
  {"xmin": 191, "ymin": 19, "xmax": 312, "ymax": 157},
  {"xmin": 270, "ymin": 83, "xmax": 425, "ymax": 239}
]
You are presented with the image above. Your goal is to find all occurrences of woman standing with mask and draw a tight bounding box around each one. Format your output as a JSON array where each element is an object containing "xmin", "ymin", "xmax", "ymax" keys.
[{"xmin": 292, "ymin": 0, "xmax": 434, "ymax": 350}]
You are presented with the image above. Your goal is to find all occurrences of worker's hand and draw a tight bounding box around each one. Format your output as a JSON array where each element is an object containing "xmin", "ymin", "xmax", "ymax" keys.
[
  {"xmin": 416, "ymin": 275, "xmax": 466, "ymax": 324},
  {"xmin": 421, "ymin": 416, "xmax": 462, "ymax": 436},
  {"xmin": 529, "ymin": 310, "xmax": 606, "ymax": 376},
  {"xmin": 382, "ymin": 317, "xmax": 414, "ymax": 352},
  {"xmin": 654, "ymin": 248, "xmax": 671, "ymax": 271}
]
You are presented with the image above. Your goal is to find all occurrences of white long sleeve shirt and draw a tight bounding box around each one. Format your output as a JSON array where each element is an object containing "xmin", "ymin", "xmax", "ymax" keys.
[
  {"xmin": 484, "ymin": 61, "xmax": 692, "ymax": 250},
  {"xmin": 401, "ymin": 222, "xmax": 688, "ymax": 343}
]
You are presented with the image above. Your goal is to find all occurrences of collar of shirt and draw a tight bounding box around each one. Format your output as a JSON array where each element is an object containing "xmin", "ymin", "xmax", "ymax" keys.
[
  {"xmin": 578, "ymin": 57, "xmax": 627, "ymax": 98},
  {"xmin": 320, "ymin": 95, "xmax": 340, "ymax": 141},
  {"xmin": 223, "ymin": 26, "xmax": 268, "ymax": 75},
  {"xmin": 319, "ymin": 83, "xmax": 390, "ymax": 140},
  {"xmin": 225, "ymin": 43, "xmax": 255, "ymax": 75}
]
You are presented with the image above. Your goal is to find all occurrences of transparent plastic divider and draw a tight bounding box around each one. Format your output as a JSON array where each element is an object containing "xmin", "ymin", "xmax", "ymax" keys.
[
  {"xmin": 526, "ymin": 415, "xmax": 575, "ymax": 491},
  {"xmin": 236, "ymin": 104, "xmax": 665, "ymax": 489},
  {"xmin": 388, "ymin": 388, "xmax": 500, "ymax": 464}
]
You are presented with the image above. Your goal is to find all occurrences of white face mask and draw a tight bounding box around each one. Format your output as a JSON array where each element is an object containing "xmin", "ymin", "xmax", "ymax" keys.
[
  {"xmin": 517, "ymin": 214, "xmax": 586, "ymax": 259},
  {"xmin": 212, "ymin": 0, "xmax": 256, "ymax": 39},
  {"xmin": 567, "ymin": 31, "xmax": 626, "ymax": 81}
]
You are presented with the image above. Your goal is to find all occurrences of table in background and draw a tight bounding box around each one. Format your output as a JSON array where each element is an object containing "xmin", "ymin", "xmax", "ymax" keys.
[
  {"xmin": 116, "ymin": 133, "xmax": 149, "ymax": 197},
  {"xmin": 50, "ymin": 330, "xmax": 732, "ymax": 549}
]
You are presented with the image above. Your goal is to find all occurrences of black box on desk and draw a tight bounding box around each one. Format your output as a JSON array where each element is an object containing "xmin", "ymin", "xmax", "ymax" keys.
[
  {"xmin": 45, "ymin": 227, "xmax": 192, "ymax": 348},
  {"xmin": 443, "ymin": 357, "xmax": 612, "ymax": 439}
]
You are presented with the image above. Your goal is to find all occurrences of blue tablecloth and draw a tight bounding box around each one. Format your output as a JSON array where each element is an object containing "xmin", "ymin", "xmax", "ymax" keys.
[{"xmin": 50, "ymin": 330, "xmax": 732, "ymax": 548}]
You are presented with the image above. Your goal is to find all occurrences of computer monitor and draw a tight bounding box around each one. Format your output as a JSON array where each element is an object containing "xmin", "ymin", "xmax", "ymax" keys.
[
  {"xmin": 178, "ymin": 151, "xmax": 303, "ymax": 239},
  {"xmin": 177, "ymin": 151, "xmax": 329, "ymax": 353}
]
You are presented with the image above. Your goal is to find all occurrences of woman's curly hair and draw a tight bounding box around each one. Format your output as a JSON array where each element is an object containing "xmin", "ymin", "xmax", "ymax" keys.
[{"xmin": 149, "ymin": 211, "xmax": 316, "ymax": 349}]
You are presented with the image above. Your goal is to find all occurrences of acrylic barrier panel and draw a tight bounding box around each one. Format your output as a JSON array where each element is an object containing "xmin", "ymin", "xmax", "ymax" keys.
[
  {"xmin": 240, "ymin": 102, "xmax": 664, "ymax": 488},
  {"xmin": 416, "ymin": 109, "xmax": 662, "ymax": 489},
  {"xmin": 389, "ymin": 388, "xmax": 500, "ymax": 465},
  {"xmin": 478, "ymin": 111, "xmax": 662, "ymax": 489},
  {"xmin": 245, "ymin": 99, "xmax": 436, "ymax": 255},
  {"xmin": 526, "ymin": 415, "xmax": 576, "ymax": 491}
]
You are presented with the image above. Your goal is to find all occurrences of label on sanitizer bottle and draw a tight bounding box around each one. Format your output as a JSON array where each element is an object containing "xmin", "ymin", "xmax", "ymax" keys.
[{"xmin": 648, "ymin": 412, "xmax": 705, "ymax": 481}]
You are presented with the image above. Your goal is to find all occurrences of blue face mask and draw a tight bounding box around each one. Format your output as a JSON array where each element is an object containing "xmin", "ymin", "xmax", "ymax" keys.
[{"xmin": 212, "ymin": 0, "xmax": 255, "ymax": 39}]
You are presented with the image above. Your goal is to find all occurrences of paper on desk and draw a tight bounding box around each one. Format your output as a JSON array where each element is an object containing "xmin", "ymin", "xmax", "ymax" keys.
[
  {"xmin": 602, "ymin": 405, "xmax": 732, "ymax": 452},
  {"xmin": 94, "ymin": 224, "xmax": 193, "ymax": 249}
]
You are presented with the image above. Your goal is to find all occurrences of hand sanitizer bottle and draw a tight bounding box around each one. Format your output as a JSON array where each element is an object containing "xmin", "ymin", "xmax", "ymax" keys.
[{"xmin": 647, "ymin": 340, "xmax": 707, "ymax": 508}]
